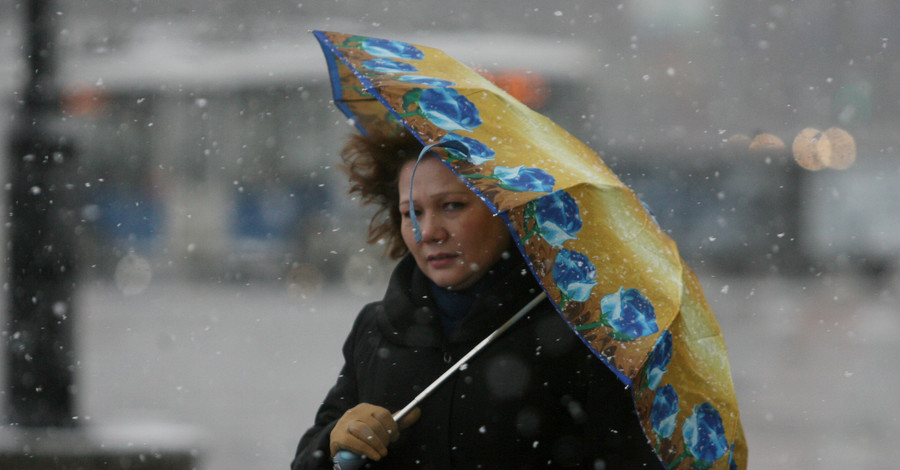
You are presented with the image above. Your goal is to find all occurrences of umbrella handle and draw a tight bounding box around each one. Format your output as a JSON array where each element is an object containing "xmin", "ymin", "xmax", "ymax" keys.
[{"xmin": 333, "ymin": 450, "xmax": 365, "ymax": 470}]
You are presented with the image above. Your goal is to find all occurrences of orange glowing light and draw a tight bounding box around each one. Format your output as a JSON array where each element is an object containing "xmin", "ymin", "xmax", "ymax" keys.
[{"xmin": 481, "ymin": 70, "xmax": 550, "ymax": 110}]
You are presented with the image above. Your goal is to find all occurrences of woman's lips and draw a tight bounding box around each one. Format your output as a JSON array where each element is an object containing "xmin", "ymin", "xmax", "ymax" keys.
[{"xmin": 427, "ymin": 252, "xmax": 458, "ymax": 268}]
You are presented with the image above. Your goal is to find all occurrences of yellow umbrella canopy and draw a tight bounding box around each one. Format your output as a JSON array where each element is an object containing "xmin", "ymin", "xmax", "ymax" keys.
[{"xmin": 315, "ymin": 30, "xmax": 746, "ymax": 469}]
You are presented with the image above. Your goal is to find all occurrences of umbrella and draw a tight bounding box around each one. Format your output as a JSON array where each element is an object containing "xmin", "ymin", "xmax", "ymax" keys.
[{"xmin": 314, "ymin": 30, "xmax": 747, "ymax": 470}]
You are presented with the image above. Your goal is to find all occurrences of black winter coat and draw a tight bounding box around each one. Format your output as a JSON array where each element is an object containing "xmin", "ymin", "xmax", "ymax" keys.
[{"xmin": 292, "ymin": 255, "xmax": 661, "ymax": 470}]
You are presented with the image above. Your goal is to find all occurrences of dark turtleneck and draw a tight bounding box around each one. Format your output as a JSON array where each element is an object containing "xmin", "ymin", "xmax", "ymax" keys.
[{"xmin": 427, "ymin": 253, "xmax": 519, "ymax": 334}]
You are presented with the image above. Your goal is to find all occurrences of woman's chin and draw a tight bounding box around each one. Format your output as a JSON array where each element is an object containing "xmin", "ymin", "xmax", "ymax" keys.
[{"xmin": 427, "ymin": 272, "xmax": 471, "ymax": 291}]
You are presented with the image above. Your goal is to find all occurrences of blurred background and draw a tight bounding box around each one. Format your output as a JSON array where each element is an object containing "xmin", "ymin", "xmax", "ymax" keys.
[{"xmin": 1, "ymin": 1, "xmax": 898, "ymax": 469}]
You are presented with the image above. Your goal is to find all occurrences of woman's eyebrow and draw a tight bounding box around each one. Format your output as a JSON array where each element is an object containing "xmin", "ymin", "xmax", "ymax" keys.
[
  {"xmin": 400, "ymin": 190, "xmax": 470, "ymax": 205},
  {"xmin": 430, "ymin": 190, "xmax": 471, "ymax": 199}
]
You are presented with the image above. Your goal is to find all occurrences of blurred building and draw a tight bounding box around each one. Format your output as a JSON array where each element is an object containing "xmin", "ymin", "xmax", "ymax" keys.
[
  {"xmin": 1, "ymin": 5, "xmax": 602, "ymax": 284},
  {"xmin": 1, "ymin": 0, "xmax": 899, "ymax": 282}
]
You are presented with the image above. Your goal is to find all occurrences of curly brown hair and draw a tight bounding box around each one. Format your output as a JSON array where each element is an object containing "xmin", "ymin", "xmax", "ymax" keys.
[{"xmin": 341, "ymin": 130, "xmax": 424, "ymax": 259}]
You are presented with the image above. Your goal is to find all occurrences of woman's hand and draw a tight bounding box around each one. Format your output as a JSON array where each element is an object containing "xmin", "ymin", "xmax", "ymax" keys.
[{"xmin": 329, "ymin": 403, "xmax": 421, "ymax": 461}]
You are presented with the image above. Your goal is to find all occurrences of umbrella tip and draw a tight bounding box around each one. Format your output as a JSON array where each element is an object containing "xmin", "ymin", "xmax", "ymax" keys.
[{"xmin": 413, "ymin": 223, "xmax": 422, "ymax": 243}]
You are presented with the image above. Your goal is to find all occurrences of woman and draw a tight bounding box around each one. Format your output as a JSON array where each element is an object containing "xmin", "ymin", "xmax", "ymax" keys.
[{"xmin": 291, "ymin": 131, "xmax": 661, "ymax": 469}]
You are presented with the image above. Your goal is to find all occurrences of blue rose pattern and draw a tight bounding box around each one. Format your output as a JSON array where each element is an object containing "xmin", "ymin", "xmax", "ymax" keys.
[
  {"xmin": 397, "ymin": 75, "xmax": 457, "ymax": 87},
  {"xmin": 644, "ymin": 330, "xmax": 673, "ymax": 391},
  {"xmin": 682, "ymin": 403, "xmax": 729, "ymax": 465},
  {"xmin": 361, "ymin": 58, "xmax": 419, "ymax": 74},
  {"xmin": 360, "ymin": 38, "xmax": 424, "ymax": 60},
  {"xmin": 552, "ymin": 249, "xmax": 598, "ymax": 304},
  {"xmin": 416, "ymin": 88, "xmax": 483, "ymax": 132},
  {"xmin": 651, "ymin": 384, "xmax": 680, "ymax": 439},
  {"xmin": 439, "ymin": 133, "xmax": 495, "ymax": 165},
  {"xmin": 600, "ymin": 287, "xmax": 659, "ymax": 340},
  {"xmin": 492, "ymin": 166, "xmax": 555, "ymax": 192},
  {"xmin": 524, "ymin": 190, "xmax": 582, "ymax": 247}
]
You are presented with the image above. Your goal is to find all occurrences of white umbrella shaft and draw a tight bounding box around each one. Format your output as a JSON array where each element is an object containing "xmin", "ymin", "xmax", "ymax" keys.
[{"xmin": 393, "ymin": 291, "xmax": 546, "ymax": 421}]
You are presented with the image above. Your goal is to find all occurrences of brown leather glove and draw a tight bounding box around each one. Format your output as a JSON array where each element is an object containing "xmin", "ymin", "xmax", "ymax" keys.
[{"xmin": 329, "ymin": 403, "xmax": 421, "ymax": 461}]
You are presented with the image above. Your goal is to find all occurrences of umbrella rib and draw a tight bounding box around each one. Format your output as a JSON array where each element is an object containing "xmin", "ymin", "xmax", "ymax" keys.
[{"xmin": 336, "ymin": 97, "xmax": 379, "ymax": 103}]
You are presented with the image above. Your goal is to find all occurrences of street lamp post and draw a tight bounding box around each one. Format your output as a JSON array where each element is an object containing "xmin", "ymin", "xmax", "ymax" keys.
[
  {"xmin": 5, "ymin": 0, "xmax": 78, "ymax": 428},
  {"xmin": 1, "ymin": 2, "xmax": 200, "ymax": 468}
]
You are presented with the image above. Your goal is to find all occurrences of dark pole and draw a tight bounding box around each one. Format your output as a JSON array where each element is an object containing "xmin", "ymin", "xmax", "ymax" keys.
[{"xmin": 5, "ymin": 0, "xmax": 79, "ymax": 427}]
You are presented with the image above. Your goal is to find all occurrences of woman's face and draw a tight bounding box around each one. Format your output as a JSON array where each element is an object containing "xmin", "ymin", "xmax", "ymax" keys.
[{"xmin": 398, "ymin": 156, "xmax": 511, "ymax": 290}]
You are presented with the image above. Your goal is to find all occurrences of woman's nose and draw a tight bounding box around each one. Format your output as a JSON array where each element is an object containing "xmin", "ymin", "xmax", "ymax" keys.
[{"xmin": 418, "ymin": 213, "xmax": 448, "ymax": 243}]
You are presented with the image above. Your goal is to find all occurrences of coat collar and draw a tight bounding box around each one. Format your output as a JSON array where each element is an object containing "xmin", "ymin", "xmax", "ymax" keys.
[{"xmin": 375, "ymin": 254, "xmax": 544, "ymax": 348}]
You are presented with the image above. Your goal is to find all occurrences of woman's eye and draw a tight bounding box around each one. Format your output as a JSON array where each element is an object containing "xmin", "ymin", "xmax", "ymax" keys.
[{"xmin": 444, "ymin": 202, "xmax": 465, "ymax": 211}]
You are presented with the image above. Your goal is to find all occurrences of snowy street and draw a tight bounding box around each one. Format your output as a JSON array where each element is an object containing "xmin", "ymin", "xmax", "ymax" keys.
[{"xmin": 68, "ymin": 270, "xmax": 900, "ymax": 470}]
